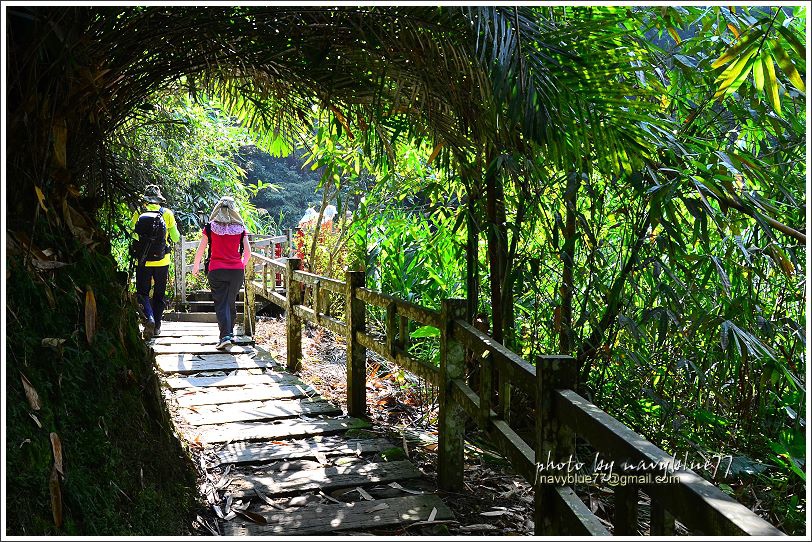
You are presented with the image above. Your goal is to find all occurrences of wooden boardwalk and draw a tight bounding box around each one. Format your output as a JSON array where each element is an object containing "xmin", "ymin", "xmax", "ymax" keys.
[{"xmin": 152, "ymin": 320, "xmax": 453, "ymax": 536}]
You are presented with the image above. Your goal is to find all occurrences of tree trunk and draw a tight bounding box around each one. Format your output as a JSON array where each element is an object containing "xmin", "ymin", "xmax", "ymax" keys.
[
  {"xmin": 465, "ymin": 190, "xmax": 480, "ymax": 322},
  {"xmin": 485, "ymin": 154, "xmax": 506, "ymax": 343},
  {"xmin": 559, "ymin": 171, "xmax": 580, "ymax": 355}
]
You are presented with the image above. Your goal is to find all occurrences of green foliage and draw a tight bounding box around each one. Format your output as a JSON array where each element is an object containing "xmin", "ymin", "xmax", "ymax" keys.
[{"xmin": 5, "ymin": 227, "xmax": 196, "ymax": 535}]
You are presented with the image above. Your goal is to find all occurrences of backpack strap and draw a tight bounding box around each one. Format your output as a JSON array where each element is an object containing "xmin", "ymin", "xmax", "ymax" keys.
[
  {"xmin": 239, "ymin": 229, "xmax": 246, "ymax": 255},
  {"xmin": 204, "ymin": 222, "xmax": 212, "ymax": 271}
]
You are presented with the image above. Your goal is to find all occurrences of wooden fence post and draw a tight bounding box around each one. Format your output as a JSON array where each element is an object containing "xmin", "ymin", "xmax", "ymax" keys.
[
  {"xmin": 345, "ymin": 270, "xmax": 367, "ymax": 418},
  {"xmin": 614, "ymin": 485, "xmax": 639, "ymax": 535},
  {"xmin": 439, "ymin": 298, "xmax": 466, "ymax": 492},
  {"xmin": 285, "ymin": 258, "xmax": 302, "ymax": 372},
  {"xmin": 535, "ymin": 355, "xmax": 577, "ymax": 535},
  {"xmin": 244, "ymin": 258, "xmax": 256, "ymax": 337}
]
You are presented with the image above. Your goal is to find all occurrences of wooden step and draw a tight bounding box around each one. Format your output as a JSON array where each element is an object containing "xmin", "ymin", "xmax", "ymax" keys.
[
  {"xmin": 189, "ymin": 416, "xmax": 369, "ymax": 444},
  {"xmin": 174, "ymin": 383, "xmax": 316, "ymax": 407},
  {"xmin": 178, "ymin": 398, "xmax": 342, "ymax": 425},
  {"xmin": 185, "ymin": 291, "xmax": 245, "ymax": 302},
  {"xmin": 163, "ymin": 371, "xmax": 296, "ymax": 390},
  {"xmin": 163, "ymin": 312, "xmax": 223, "ymax": 323},
  {"xmin": 156, "ymin": 353, "xmax": 276, "ymax": 374},
  {"xmin": 215, "ymin": 437, "xmax": 395, "ymax": 466},
  {"xmin": 152, "ymin": 334, "xmax": 253, "ymax": 345},
  {"xmin": 188, "ymin": 300, "xmax": 244, "ymax": 312},
  {"xmin": 220, "ymin": 494, "xmax": 451, "ymax": 536},
  {"xmin": 152, "ymin": 343, "xmax": 255, "ymax": 355},
  {"xmin": 226, "ymin": 460, "xmax": 422, "ymax": 497}
]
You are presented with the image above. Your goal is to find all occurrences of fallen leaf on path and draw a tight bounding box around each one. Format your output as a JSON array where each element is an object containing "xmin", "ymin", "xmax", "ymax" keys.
[
  {"xmin": 356, "ymin": 487, "xmax": 374, "ymax": 501},
  {"xmin": 234, "ymin": 509, "xmax": 267, "ymax": 525},
  {"xmin": 427, "ymin": 507, "xmax": 437, "ymax": 522},
  {"xmin": 29, "ymin": 412, "xmax": 42, "ymax": 428},
  {"xmin": 481, "ymin": 510, "xmax": 510, "ymax": 516},
  {"xmin": 365, "ymin": 503, "xmax": 389, "ymax": 513}
]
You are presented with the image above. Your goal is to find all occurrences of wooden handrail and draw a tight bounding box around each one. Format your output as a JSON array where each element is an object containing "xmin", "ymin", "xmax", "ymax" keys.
[
  {"xmin": 228, "ymin": 255, "xmax": 783, "ymax": 537},
  {"xmin": 554, "ymin": 390, "xmax": 784, "ymax": 536}
]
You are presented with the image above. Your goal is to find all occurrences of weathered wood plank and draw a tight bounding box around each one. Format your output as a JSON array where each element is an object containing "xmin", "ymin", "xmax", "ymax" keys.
[
  {"xmin": 152, "ymin": 335, "xmax": 253, "ymax": 345},
  {"xmin": 552, "ymin": 486, "xmax": 611, "ymax": 536},
  {"xmin": 163, "ymin": 371, "xmax": 298, "ymax": 390},
  {"xmin": 356, "ymin": 288, "xmax": 441, "ymax": 328},
  {"xmin": 152, "ymin": 343, "xmax": 255, "ymax": 355},
  {"xmin": 174, "ymin": 383, "xmax": 316, "ymax": 407},
  {"xmin": 156, "ymin": 354, "xmax": 275, "ymax": 374},
  {"xmin": 221, "ymin": 495, "xmax": 452, "ymax": 536},
  {"xmin": 191, "ymin": 416, "xmax": 369, "ymax": 444},
  {"xmin": 215, "ymin": 437, "xmax": 395, "ymax": 466},
  {"xmin": 227, "ymin": 460, "xmax": 420, "ymax": 497},
  {"xmin": 356, "ymin": 333, "xmax": 439, "ymax": 386},
  {"xmin": 555, "ymin": 389, "xmax": 784, "ymax": 536},
  {"xmin": 179, "ymin": 399, "xmax": 341, "ymax": 425}
]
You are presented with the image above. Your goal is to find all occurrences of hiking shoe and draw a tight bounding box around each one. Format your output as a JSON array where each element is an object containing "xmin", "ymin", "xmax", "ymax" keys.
[
  {"xmin": 143, "ymin": 318, "xmax": 156, "ymax": 340},
  {"xmin": 215, "ymin": 335, "xmax": 233, "ymax": 350},
  {"xmin": 153, "ymin": 327, "xmax": 161, "ymax": 337}
]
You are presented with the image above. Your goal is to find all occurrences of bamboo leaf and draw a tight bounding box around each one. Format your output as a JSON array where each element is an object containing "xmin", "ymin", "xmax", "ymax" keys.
[
  {"xmin": 50, "ymin": 465, "xmax": 63, "ymax": 529},
  {"xmin": 771, "ymin": 40, "xmax": 805, "ymax": 92},
  {"xmin": 667, "ymin": 27, "xmax": 681, "ymax": 45},
  {"xmin": 51, "ymin": 433, "xmax": 64, "ymax": 475},
  {"xmin": 427, "ymin": 141, "xmax": 444, "ymax": 165},
  {"xmin": 710, "ymin": 255, "xmax": 731, "ymax": 296},
  {"xmin": 85, "ymin": 288, "xmax": 97, "ymax": 345},
  {"xmin": 711, "ymin": 29, "xmax": 764, "ymax": 69},
  {"xmin": 752, "ymin": 56, "xmax": 764, "ymax": 91},
  {"xmin": 20, "ymin": 373, "xmax": 42, "ymax": 411},
  {"xmin": 714, "ymin": 49, "xmax": 756, "ymax": 99},
  {"xmin": 776, "ymin": 24, "xmax": 806, "ymax": 62},
  {"xmin": 52, "ymin": 118, "xmax": 67, "ymax": 169},
  {"xmin": 35, "ymin": 186, "xmax": 48, "ymax": 213},
  {"xmin": 763, "ymin": 50, "xmax": 781, "ymax": 115}
]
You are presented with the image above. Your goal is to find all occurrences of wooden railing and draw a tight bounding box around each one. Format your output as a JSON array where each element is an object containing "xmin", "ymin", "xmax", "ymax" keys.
[{"xmin": 237, "ymin": 251, "xmax": 785, "ymax": 536}]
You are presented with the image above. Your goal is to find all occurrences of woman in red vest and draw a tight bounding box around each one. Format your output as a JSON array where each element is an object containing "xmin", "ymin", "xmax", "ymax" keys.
[{"xmin": 192, "ymin": 196, "xmax": 252, "ymax": 349}]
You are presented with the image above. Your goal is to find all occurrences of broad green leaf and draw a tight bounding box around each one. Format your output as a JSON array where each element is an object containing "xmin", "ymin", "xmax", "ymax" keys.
[
  {"xmin": 410, "ymin": 325, "xmax": 440, "ymax": 338},
  {"xmin": 771, "ymin": 40, "xmax": 805, "ymax": 92}
]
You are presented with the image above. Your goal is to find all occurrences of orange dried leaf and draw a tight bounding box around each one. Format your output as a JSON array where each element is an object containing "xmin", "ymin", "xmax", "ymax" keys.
[
  {"xmin": 84, "ymin": 288, "xmax": 97, "ymax": 345},
  {"xmin": 51, "ymin": 433, "xmax": 64, "ymax": 475},
  {"xmin": 50, "ymin": 465, "xmax": 63, "ymax": 528}
]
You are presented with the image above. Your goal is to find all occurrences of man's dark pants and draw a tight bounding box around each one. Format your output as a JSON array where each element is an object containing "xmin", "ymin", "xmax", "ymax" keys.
[{"xmin": 136, "ymin": 264, "xmax": 169, "ymax": 329}]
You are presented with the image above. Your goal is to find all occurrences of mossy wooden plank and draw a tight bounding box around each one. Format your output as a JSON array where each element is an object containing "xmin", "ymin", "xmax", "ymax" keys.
[
  {"xmin": 152, "ymin": 343, "xmax": 255, "ymax": 355},
  {"xmin": 215, "ymin": 437, "xmax": 395, "ymax": 466},
  {"xmin": 164, "ymin": 371, "xmax": 295, "ymax": 390},
  {"xmin": 179, "ymin": 398, "xmax": 341, "ymax": 425},
  {"xmin": 155, "ymin": 354, "xmax": 275, "ymax": 374},
  {"xmin": 220, "ymin": 495, "xmax": 452, "ymax": 535},
  {"xmin": 174, "ymin": 383, "xmax": 316, "ymax": 407},
  {"xmin": 191, "ymin": 416, "xmax": 370, "ymax": 444},
  {"xmin": 226, "ymin": 460, "xmax": 421, "ymax": 497}
]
